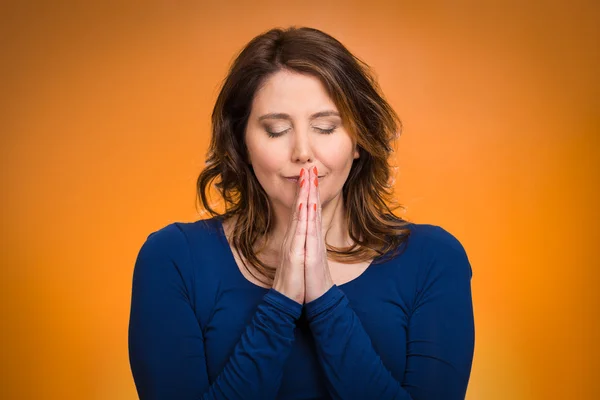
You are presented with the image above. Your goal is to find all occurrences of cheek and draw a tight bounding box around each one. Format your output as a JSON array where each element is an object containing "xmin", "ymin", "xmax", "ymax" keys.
[
  {"xmin": 247, "ymin": 138, "xmax": 286, "ymax": 178},
  {"xmin": 316, "ymin": 137, "xmax": 356, "ymax": 171},
  {"xmin": 252, "ymin": 147, "xmax": 284, "ymax": 172}
]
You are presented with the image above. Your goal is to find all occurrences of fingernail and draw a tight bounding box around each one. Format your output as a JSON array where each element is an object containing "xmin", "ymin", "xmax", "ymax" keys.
[
  {"xmin": 314, "ymin": 177, "xmax": 318, "ymax": 187},
  {"xmin": 313, "ymin": 166, "xmax": 318, "ymax": 175},
  {"xmin": 300, "ymin": 169, "xmax": 305, "ymax": 178},
  {"xmin": 299, "ymin": 202, "xmax": 303, "ymax": 211},
  {"xmin": 313, "ymin": 203, "xmax": 317, "ymax": 211},
  {"xmin": 300, "ymin": 179, "xmax": 305, "ymax": 188}
]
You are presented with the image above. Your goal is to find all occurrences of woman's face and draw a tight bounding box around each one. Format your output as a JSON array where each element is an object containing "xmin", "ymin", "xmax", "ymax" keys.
[{"xmin": 245, "ymin": 70, "xmax": 359, "ymax": 210}]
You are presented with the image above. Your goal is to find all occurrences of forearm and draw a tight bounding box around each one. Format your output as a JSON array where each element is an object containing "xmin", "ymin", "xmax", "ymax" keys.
[
  {"xmin": 305, "ymin": 286, "xmax": 412, "ymax": 400},
  {"xmin": 205, "ymin": 289, "xmax": 302, "ymax": 399}
]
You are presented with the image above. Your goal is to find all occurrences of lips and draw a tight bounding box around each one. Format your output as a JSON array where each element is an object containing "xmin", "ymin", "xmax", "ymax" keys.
[{"xmin": 284, "ymin": 175, "xmax": 325, "ymax": 182}]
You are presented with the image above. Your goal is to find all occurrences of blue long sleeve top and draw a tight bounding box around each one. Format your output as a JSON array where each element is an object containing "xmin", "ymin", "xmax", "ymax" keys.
[{"xmin": 128, "ymin": 216, "xmax": 475, "ymax": 399}]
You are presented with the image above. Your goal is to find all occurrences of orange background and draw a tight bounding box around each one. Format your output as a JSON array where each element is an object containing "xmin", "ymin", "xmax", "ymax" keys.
[{"xmin": 2, "ymin": 1, "xmax": 598, "ymax": 399}]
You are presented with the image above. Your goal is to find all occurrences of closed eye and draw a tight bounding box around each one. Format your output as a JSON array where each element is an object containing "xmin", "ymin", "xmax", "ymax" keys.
[
  {"xmin": 266, "ymin": 126, "xmax": 337, "ymax": 138},
  {"xmin": 315, "ymin": 127, "xmax": 336, "ymax": 134},
  {"xmin": 266, "ymin": 128, "xmax": 291, "ymax": 138}
]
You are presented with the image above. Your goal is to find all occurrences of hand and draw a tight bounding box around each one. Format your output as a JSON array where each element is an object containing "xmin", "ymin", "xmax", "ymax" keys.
[
  {"xmin": 304, "ymin": 166, "xmax": 334, "ymax": 304},
  {"xmin": 271, "ymin": 168, "xmax": 309, "ymax": 304}
]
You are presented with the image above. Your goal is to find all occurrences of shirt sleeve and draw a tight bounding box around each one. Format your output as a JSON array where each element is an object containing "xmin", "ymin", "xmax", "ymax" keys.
[
  {"xmin": 304, "ymin": 229, "xmax": 475, "ymax": 400},
  {"xmin": 128, "ymin": 224, "xmax": 302, "ymax": 400}
]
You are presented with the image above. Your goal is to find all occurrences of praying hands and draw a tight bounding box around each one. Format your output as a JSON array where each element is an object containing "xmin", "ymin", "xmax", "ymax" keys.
[{"xmin": 272, "ymin": 166, "xmax": 334, "ymax": 304}]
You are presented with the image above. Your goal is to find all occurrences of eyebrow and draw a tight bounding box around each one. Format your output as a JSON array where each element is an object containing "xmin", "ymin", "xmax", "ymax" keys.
[{"xmin": 258, "ymin": 110, "xmax": 340, "ymax": 121}]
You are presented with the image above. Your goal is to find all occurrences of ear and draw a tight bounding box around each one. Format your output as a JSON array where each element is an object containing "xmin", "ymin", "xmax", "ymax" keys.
[{"xmin": 353, "ymin": 144, "xmax": 360, "ymax": 159}]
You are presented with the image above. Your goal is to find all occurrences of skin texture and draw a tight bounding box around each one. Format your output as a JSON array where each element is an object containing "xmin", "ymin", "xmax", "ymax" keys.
[{"xmin": 244, "ymin": 70, "xmax": 360, "ymax": 303}]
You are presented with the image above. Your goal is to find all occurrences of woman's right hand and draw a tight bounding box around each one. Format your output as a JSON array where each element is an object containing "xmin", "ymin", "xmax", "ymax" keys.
[{"xmin": 272, "ymin": 167, "xmax": 309, "ymax": 305}]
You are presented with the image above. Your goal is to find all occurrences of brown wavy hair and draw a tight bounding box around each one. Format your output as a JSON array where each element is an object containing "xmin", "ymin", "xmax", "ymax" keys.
[{"xmin": 196, "ymin": 26, "xmax": 410, "ymax": 285}]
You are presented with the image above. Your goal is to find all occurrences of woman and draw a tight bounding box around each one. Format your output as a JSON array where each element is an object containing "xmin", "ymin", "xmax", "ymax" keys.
[{"xmin": 128, "ymin": 26, "xmax": 475, "ymax": 399}]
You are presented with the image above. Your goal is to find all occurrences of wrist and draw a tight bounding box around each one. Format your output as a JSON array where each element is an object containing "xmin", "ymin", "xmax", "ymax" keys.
[
  {"xmin": 304, "ymin": 279, "xmax": 334, "ymax": 303},
  {"xmin": 304, "ymin": 284, "xmax": 344, "ymax": 321},
  {"xmin": 272, "ymin": 283, "xmax": 304, "ymax": 305},
  {"xmin": 264, "ymin": 289, "xmax": 304, "ymax": 319}
]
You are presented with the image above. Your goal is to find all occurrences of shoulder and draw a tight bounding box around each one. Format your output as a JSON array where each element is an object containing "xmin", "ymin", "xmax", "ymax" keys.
[
  {"xmin": 403, "ymin": 222, "xmax": 473, "ymax": 281},
  {"xmin": 406, "ymin": 223, "xmax": 468, "ymax": 257},
  {"xmin": 140, "ymin": 216, "xmax": 221, "ymax": 248},
  {"xmin": 135, "ymin": 216, "xmax": 225, "ymax": 271}
]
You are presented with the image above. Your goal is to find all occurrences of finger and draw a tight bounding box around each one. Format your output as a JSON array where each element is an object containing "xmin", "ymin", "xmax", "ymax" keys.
[
  {"xmin": 315, "ymin": 171, "xmax": 323, "ymax": 243},
  {"xmin": 306, "ymin": 166, "xmax": 320, "ymax": 260},
  {"xmin": 287, "ymin": 168, "xmax": 307, "ymax": 224},
  {"xmin": 289, "ymin": 168, "xmax": 309, "ymax": 256},
  {"xmin": 282, "ymin": 169, "xmax": 303, "ymax": 251}
]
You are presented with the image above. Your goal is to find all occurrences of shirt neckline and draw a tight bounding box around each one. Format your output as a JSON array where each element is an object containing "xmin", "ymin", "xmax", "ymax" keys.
[{"xmin": 212, "ymin": 216, "xmax": 379, "ymax": 290}]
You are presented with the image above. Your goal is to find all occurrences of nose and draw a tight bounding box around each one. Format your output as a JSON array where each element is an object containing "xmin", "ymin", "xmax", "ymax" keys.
[{"xmin": 290, "ymin": 130, "xmax": 314, "ymax": 163}]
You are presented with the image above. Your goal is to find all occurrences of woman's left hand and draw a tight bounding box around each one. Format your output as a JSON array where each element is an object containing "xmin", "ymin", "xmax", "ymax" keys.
[{"xmin": 304, "ymin": 166, "xmax": 334, "ymax": 304}]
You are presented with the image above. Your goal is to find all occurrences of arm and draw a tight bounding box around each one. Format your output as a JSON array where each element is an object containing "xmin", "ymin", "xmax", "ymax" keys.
[
  {"xmin": 305, "ymin": 230, "xmax": 475, "ymax": 400},
  {"xmin": 128, "ymin": 224, "xmax": 301, "ymax": 400}
]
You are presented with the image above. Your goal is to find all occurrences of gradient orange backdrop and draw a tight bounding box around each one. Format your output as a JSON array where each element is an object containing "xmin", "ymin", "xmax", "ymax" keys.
[{"xmin": 2, "ymin": 1, "xmax": 598, "ymax": 399}]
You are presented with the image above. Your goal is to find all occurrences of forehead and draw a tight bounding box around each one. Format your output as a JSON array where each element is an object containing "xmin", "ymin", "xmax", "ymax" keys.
[{"xmin": 251, "ymin": 70, "xmax": 338, "ymax": 115}]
